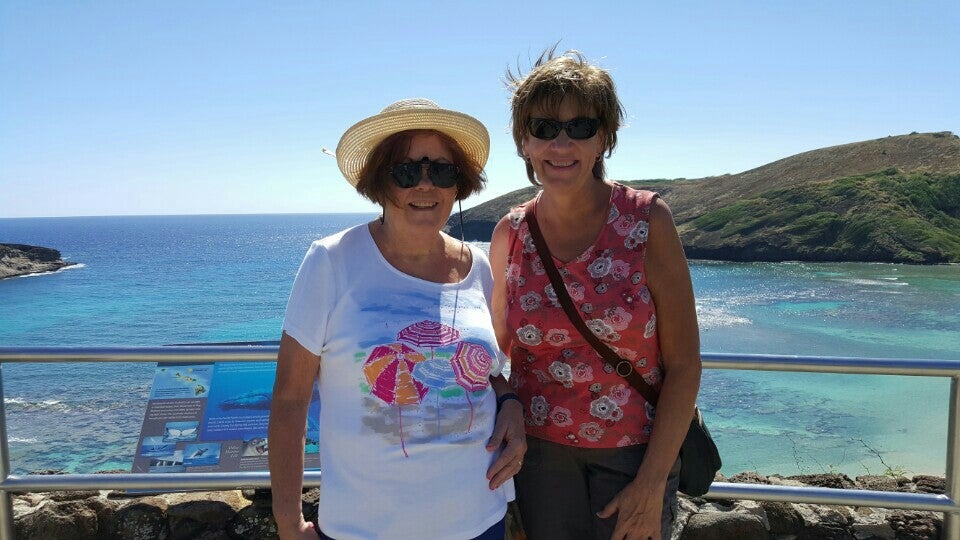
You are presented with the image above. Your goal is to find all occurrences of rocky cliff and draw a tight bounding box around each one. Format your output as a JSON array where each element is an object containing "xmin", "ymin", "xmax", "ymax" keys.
[{"xmin": 0, "ymin": 244, "xmax": 76, "ymax": 279}]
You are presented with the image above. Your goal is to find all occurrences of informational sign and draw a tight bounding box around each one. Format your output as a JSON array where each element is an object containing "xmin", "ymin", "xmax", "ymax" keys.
[{"xmin": 132, "ymin": 361, "xmax": 320, "ymax": 473}]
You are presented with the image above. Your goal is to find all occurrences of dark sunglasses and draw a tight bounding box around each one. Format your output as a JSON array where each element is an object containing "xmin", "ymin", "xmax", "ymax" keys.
[
  {"xmin": 527, "ymin": 117, "xmax": 600, "ymax": 140},
  {"xmin": 390, "ymin": 157, "xmax": 460, "ymax": 188}
]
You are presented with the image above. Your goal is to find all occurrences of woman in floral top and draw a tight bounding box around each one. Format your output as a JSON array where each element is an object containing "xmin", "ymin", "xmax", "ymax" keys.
[{"xmin": 490, "ymin": 49, "xmax": 702, "ymax": 540}]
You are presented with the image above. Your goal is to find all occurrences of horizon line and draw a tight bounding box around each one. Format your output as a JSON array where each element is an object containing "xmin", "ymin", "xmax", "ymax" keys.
[{"xmin": 0, "ymin": 211, "xmax": 384, "ymax": 220}]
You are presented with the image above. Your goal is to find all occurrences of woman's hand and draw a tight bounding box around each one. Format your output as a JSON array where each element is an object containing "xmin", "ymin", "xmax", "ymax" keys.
[
  {"xmin": 485, "ymin": 398, "xmax": 526, "ymax": 490},
  {"xmin": 597, "ymin": 475, "xmax": 667, "ymax": 540}
]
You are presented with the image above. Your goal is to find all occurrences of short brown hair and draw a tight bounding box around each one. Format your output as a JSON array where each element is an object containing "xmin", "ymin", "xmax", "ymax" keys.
[
  {"xmin": 506, "ymin": 47, "xmax": 625, "ymax": 185},
  {"xmin": 355, "ymin": 129, "xmax": 486, "ymax": 205}
]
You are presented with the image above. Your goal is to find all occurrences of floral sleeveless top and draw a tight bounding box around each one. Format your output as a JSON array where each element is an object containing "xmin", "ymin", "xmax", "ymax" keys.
[{"xmin": 504, "ymin": 183, "xmax": 661, "ymax": 448}]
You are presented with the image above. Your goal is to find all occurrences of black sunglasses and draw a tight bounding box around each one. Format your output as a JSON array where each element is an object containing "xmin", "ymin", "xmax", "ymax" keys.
[
  {"xmin": 527, "ymin": 117, "xmax": 600, "ymax": 140},
  {"xmin": 390, "ymin": 157, "xmax": 460, "ymax": 188}
]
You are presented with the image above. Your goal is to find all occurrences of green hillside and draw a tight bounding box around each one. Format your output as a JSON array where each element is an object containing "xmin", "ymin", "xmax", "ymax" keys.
[
  {"xmin": 680, "ymin": 170, "xmax": 960, "ymax": 263},
  {"xmin": 451, "ymin": 131, "xmax": 960, "ymax": 263}
]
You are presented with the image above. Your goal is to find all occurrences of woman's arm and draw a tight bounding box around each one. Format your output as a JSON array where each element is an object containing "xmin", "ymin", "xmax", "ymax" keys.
[
  {"xmin": 599, "ymin": 197, "xmax": 702, "ymax": 539},
  {"xmin": 489, "ymin": 216, "xmax": 515, "ymax": 356},
  {"xmin": 484, "ymin": 216, "xmax": 527, "ymax": 489},
  {"xmin": 269, "ymin": 332, "xmax": 322, "ymax": 540},
  {"xmin": 633, "ymin": 197, "xmax": 702, "ymax": 484}
]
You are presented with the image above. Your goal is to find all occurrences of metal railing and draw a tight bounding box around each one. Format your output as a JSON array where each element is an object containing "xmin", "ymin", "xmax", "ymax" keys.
[{"xmin": 1, "ymin": 347, "xmax": 959, "ymax": 539}]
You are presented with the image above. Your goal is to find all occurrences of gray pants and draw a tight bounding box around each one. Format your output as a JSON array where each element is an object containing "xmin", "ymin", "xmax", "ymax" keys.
[{"xmin": 515, "ymin": 436, "xmax": 680, "ymax": 540}]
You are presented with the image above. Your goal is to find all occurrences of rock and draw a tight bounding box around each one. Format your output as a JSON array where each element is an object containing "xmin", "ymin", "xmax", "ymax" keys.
[
  {"xmin": 0, "ymin": 243, "xmax": 76, "ymax": 279},
  {"xmin": 699, "ymin": 502, "xmax": 735, "ymax": 513},
  {"xmin": 795, "ymin": 522, "xmax": 856, "ymax": 539},
  {"xmin": 227, "ymin": 503, "xmax": 278, "ymax": 539},
  {"xmin": 27, "ymin": 469, "xmax": 67, "ymax": 475},
  {"xmin": 851, "ymin": 521, "xmax": 896, "ymax": 539},
  {"xmin": 182, "ymin": 532, "xmax": 233, "ymax": 540},
  {"xmin": 727, "ymin": 471, "xmax": 770, "ymax": 485},
  {"xmin": 167, "ymin": 493, "xmax": 245, "ymax": 540},
  {"xmin": 788, "ymin": 473, "xmax": 857, "ymax": 490},
  {"xmin": 671, "ymin": 497, "xmax": 701, "ymax": 540},
  {"xmin": 48, "ymin": 489, "xmax": 101, "ymax": 502},
  {"xmin": 855, "ymin": 475, "xmax": 900, "ymax": 492},
  {"xmin": 87, "ymin": 496, "xmax": 117, "ymax": 538},
  {"xmin": 912, "ymin": 475, "xmax": 946, "ymax": 494},
  {"xmin": 796, "ymin": 502, "xmax": 855, "ymax": 527},
  {"xmin": 761, "ymin": 501, "xmax": 804, "ymax": 534},
  {"xmin": 300, "ymin": 487, "xmax": 320, "ymax": 523},
  {"xmin": 731, "ymin": 500, "xmax": 769, "ymax": 529},
  {"xmin": 14, "ymin": 498, "xmax": 107, "ymax": 540},
  {"xmin": 241, "ymin": 487, "xmax": 273, "ymax": 507},
  {"xmin": 769, "ymin": 475, "xmax": 808, "ymax": 487},
  {"xmin": 681, "ymin": 512, "xmax": 767, "ymax": 539},
  {"xmin": 12, "ymin": 492, "xmax": 47, "ymax": 513},
  {"xmin": 302, "ymin": 487, "xmax": 320, "ymax": 505},
  {"xmin": 887, "ymin": 511, "xmax": 942, "ymax": 539},
  {"xmin": 114, "ymin": 497, "xmax": 169, "ymax": 540}
]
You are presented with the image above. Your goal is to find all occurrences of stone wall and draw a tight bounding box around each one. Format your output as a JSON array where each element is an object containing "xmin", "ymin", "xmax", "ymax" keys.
[{"xmin": 11, "ymin": 472, "xmax": 945, "ymax": 539}]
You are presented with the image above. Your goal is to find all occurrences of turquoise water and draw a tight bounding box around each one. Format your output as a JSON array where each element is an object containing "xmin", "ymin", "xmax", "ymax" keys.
[
  {"xmin": 1, "ymin": 215, "xmax": 958, "ymax": 477},
  {"xmin": 692, "ymin": 261, "xmax": 959, "ymax": 477}
]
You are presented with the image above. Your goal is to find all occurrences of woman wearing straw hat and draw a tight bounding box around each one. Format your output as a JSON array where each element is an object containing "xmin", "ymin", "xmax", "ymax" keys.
[
  {"xmin": 269, "ymin": 99, "xmax": 525, "ymax": 540},
  {"xmin": 490, "ymin": 49, "xmax": 702, "ymax": 539}
]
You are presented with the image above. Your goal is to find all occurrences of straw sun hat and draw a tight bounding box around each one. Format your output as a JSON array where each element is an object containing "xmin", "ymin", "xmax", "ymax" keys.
[{"xmin": 335, "ymin": 98, "xmax": 490, "ymax": 187}]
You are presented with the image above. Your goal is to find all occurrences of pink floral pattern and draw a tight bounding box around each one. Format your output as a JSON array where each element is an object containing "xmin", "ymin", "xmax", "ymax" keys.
[
  {"xmin": 571, "ymin": 362, "xmax": 594, "ymax": 382},
  {"xmin": 549, "ymin": 406, "xmax": 574, "ymax": 427},
  {"xmin": 505, "ymin": 184, "xmax": 661, "ymax": 448}
]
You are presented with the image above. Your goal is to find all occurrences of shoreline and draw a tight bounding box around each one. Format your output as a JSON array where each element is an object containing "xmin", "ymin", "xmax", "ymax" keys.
[
  {"xmin": 3, "ymin": 263, "xmax": 83, "ymax": 280},
  {"xmin": 0, "ymin": 243, "xmax": 77, "ymax": 280}
]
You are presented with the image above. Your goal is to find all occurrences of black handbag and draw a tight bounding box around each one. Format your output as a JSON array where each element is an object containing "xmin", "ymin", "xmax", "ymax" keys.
[{"xmin": 525, "ymin": 200, "xmax": 721, "ymax": 496}]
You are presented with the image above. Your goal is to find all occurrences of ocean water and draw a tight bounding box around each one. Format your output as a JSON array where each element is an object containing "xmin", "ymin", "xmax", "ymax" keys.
[{"xmin": 1, "ymin": 214, "xmax": 958, "ymax": 477}]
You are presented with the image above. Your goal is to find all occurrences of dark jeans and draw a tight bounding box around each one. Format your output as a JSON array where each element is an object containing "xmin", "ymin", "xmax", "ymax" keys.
[
  {"xmin": 515, "ymin": 436, "xmax": 680, "ymax": 540},
  {"xmin": 318, "ymin": 516, "xmax": 505, "ymax": 539}
]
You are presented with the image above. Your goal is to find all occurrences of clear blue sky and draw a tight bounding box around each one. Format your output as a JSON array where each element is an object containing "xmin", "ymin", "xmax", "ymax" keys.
[{"xmin": 2, "ymin": 1, "xmax": 957, "ymax": 218}]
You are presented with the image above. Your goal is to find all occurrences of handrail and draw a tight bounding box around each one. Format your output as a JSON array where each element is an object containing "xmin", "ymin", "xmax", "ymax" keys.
[
  {"xmin": 1, "ymin": 347, "xmax": 959, "ymax": 539},
  {"xmin": 0, "ymin": 471, "xmax": 316, "ymax": 491},
  {"xmin": 0, "ymin": 345, "xmax": 279, "ymax": 363},
  {"xmin": 2, "ymin": 347, "xmax": 955, "ymax": 373}
]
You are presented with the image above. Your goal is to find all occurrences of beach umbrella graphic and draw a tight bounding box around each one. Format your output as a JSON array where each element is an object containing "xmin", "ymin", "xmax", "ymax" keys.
[
  {"xmin": 363, "ymin": 343, "xmax": 428, "ymax": 457},
  {"xmin": 413, "ymin": 360, "xmax": 461, "ymax": 432},
  {"xmin": 397, "ymin": 320, "xmax": 461, "ymax": 360},
  {"xmin": 450, "ymin": 342, "xmax": 493, "ymax": 431}
]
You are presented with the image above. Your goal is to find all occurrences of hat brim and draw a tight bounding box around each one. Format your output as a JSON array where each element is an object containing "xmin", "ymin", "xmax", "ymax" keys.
[{"xmin": 336, "ymin": 108, "xmax": 490, "ymax": 187}]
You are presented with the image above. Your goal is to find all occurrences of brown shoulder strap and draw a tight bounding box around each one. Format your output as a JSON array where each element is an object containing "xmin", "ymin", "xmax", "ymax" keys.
[{"xmin": 525, "ymin": 200, "xmax": 660, "ymax": 406}]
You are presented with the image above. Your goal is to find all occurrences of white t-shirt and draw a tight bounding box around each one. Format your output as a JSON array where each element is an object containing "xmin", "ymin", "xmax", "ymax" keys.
[{"xmin": 283, "ymin": 224, "xmax": 514, "ymax": 540}]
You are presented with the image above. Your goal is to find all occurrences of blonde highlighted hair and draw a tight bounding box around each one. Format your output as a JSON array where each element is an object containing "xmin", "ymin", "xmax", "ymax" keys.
[{"xmin": 506, "ymin": 46, "xmax": 625, "ymax": 185}]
